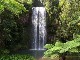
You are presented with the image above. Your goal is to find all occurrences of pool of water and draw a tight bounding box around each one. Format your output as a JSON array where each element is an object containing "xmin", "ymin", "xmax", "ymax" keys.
[
  {"xmin": 11, "ymin": 49, "xmax": 46, "ymax": 60},
  {"xmin": 29, "ymin": 50, "xmax": 45, "ymax": 60}
]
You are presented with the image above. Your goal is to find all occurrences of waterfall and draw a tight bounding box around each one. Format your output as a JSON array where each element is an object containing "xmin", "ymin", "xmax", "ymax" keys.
[{"xmin": 31, "ymin": 7, "xmax": 46, "ymax": 50}]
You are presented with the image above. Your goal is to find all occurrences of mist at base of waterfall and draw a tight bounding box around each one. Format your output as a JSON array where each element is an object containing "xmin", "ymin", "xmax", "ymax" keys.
[{"xmin": 30, "ymin": 49, "xmax": 46, "ymax": 51}]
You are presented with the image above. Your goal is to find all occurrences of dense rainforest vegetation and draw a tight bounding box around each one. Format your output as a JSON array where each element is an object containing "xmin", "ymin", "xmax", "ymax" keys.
[
  {"xmin": 44, "ymin": 0, "xmax": 80, "ymax": 59},
  {"xmin": 0, "ymin": 0, "xmax": 80, "ymax": 60},
  {"xmin": 0, "ymin": 0, "xmax": 32, "ymax": 52}
]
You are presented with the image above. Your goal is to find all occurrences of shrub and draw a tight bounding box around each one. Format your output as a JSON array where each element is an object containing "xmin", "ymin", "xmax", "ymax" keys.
[{"xmin": 44, "ymin": 35, "xmax": 80, "ymax": 59}]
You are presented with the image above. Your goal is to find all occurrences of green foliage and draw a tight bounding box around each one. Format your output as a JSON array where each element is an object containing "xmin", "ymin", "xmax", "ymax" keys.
[
  {"xmin": 0, "ymin": 0, "xmax": 27, "ymax": 15},
  {"xmin": 17, "ymin": 0, "xmax": 33, "ymax": 4},
  {"xmin": 44, "ymin": 0, "xmax": 80, "ymax": 59},
  {"xmin": 45, "ymin": 0, "xmax": 80, "ymax": 43},
  {"xmin": 58, "ymin": 0, "xmax": 80, "ymax": 42},
  {"xmin": 44, "ymin": 35, "xmax": 80, "ymax": 58},
  {"xmin": 59, "ymin": 0, "xmax": 65, "ymax": 7},
  {"xmin": 0, "ymin": 10, "xmax": 24, "ymax": 51},
  {"xmin": 44, "ymin": 0, "xmax": 60, "ymax": 43},
  {"xmin": 0, "ymin": 4, "xmax": 4, "ymax": 14},
  {"xmin": 0, "ymin": 54, "xmax": 35, "ymax": 60},
  {"xmin": 60, "ymin": 0, "xmax": 80, "ymax": 25},
  {"xmin": 45, "ymin": 0, "xmax": 58, "ymax": 20},
  {"xmin": 0, "ymin": 0, "xmax": 32, "ymax": 52},
  {"xmin": 0, "ymin": 49, "xmax": 10, "ymax": 54}
]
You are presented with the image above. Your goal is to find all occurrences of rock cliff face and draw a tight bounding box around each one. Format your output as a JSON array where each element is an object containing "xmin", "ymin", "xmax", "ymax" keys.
[{"xmin": 33, "ymin": 0, "xmax": 45, "ymax": 7}]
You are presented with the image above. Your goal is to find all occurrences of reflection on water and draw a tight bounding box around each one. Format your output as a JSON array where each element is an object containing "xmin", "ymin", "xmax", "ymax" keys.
[{"xmin": 29, "ymin": 50, "xmax": 45, "ymax": 60}]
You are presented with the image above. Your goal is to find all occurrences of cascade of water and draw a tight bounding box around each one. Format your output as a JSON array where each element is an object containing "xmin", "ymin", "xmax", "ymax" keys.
[{"xmin": 31, "ymin": 7, "xmax": 46, "ymax": 50}]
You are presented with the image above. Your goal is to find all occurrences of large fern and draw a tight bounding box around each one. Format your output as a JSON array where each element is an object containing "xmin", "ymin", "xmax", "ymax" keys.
[
  {"xmin": 0, "ymin": 0, "xmax": 30, "ymax": 15},
  {"xmin": 44, "ymin": 35, "xmax": 80, "ymax": 58}
]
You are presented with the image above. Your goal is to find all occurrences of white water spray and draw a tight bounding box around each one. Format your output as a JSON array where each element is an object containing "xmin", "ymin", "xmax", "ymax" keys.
[{"xmin": 31, "ymin": 7, "xmax": 46, "ymax": 50}]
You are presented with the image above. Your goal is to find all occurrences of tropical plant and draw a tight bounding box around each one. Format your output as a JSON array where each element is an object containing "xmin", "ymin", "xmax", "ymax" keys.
[{"xmin": 44, "ymin": 35, "xmax": 80, "ymax": 59}]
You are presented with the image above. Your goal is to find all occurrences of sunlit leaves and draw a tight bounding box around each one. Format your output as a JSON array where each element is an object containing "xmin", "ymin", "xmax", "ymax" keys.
[
  {"xmin": 59, "ymin": 0, "xmax": 65, "ymax": 7},
  {"xmin": 60, "ymin": 0, "xmax": 80, "ymax": 24},
  {"xmin": 44, "ymin": 35, "xmax": 80, "ymax": 58},
  {"xmin": 16, "ymin": 0, "xmax": 33, "ymax": 4},
  {"xmin": 0, "ymin": 1, "xmax": 4, "ymax": 14},
  {"xmin": 44, "ymin": 44, "xmax": 54, "ymax": 49},
  {"xmin": 0, "ymin": 5, "xmax": 4, "ymax": 14},
  {"xmin": 0, "ymin": 0, "xmax": 27, "ymax": 15},
  {"xmin": 59, "ymin": 0, "xmax": 71, "ymax": 21}
]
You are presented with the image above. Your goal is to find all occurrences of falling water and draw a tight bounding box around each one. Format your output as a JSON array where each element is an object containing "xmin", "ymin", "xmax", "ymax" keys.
[{"xmin": 31, "ymin": 7, "xmax": 46, "ymax": 50}]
